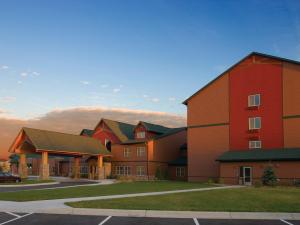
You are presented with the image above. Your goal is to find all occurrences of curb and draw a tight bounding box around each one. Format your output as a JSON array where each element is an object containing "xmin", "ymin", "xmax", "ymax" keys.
[{"xmin": 0, "ymin": 182, "xmax": 59, "ymax": 187}]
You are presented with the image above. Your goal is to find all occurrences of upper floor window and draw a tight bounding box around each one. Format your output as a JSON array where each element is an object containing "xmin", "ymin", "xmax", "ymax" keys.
[
  {"xmin": 249, "ymin": 140, "xmax": 261, "ymax": 149},
  {"xmin": 176, "ymin": 167, "xmax": 185, "ymax": 177},
  {"xmin": 136, "ymin": 131, "xmax": 146, "ymax": 139},
  {"xmin": 249, "ymin": 117, "xmax": 261, "ymax": 130},
  {"xmin": 248, "ymin": 94, "xmax": 260, "ymax": 107},
  {"xmin": 137, "ymin": 146, "xmax": 146, "ymax": 157},
  {"xmin": 124, "ymin": 147, "xmax": 131, "ymax": 158}
]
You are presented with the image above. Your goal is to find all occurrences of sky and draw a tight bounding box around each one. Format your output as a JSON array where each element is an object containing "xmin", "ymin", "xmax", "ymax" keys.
[{"xmin": 0, "ymin": 0, "xmax": 300, "ymax": 158}]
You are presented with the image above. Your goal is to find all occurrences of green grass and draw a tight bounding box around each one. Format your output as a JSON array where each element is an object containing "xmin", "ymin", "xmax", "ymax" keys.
[
  {"xmin": 0, "ymin": 179, "xmax": 55, "ymax": 185},
  {"xmin": 0, "ymin": 181, "xmax": 211, "ymax": 202},
  {"xmin": 66, "ymin": 186, "xmax": 300, "ymax": 212}
]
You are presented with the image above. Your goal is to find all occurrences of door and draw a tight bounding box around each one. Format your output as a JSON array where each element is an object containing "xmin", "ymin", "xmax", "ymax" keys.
[{"xmin": 243, "ymin": 167, "xmax": 252, "ymax": 185}]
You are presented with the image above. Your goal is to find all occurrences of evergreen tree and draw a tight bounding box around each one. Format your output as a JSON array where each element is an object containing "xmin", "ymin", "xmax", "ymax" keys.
[{"xmin": 261, "ymin": 166, "xmax": 277, "ymax": 186}]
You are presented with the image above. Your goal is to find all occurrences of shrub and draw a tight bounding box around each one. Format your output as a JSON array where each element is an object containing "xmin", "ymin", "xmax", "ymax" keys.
[
  {"xmin": 294, "ymin": 179, "xmax": 300, "ymax": 187},
  {"xmin": 261, "ymin": 166, "xmax": 277, "ymax": 186}
]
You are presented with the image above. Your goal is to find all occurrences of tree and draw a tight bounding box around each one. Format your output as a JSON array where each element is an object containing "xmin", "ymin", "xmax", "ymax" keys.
[{"xmin": 261, "ymin": 166, "xmax": 277, "ymax": 186}]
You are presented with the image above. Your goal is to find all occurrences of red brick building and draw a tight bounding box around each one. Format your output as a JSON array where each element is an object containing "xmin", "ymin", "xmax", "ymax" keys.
[
  {"xmin": 81, "ymin": 119, "xmax": 187, "ymax": 180},
  {"xmin": 184, "ymin": 52, "xmax": 300, "ymax": 185}
]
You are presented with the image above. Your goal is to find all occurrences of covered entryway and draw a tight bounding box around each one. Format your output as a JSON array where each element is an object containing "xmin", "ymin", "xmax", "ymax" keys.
[{"xmin": 8, "ymin": 127, "xmax": 111, "ymax": 180}]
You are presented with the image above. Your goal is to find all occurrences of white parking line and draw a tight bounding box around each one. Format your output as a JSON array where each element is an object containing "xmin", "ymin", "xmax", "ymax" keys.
[
  {"xmin": 0, "ymin": 213, "xmax": 33, "ymax": 225},
  {"xmin": 5, "ymin": 212, "xmax": 21, "ymax": 218},
  {"xmin": 193, "ymin": 218, "xmax": 200, "ymax": 225},
  {"xmin": 280, "ymin": 219, "xmax": 294, "ymax": 225},
  {"xmin": 99, "ymin": 216, "xmax": 112, "ymax": 225}
]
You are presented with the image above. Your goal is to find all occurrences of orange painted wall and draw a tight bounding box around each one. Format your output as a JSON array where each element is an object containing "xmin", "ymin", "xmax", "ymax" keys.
[
  {"xmin": 220, "ymin": 161, "xmax": 300, "ymax": 185},
  {"xmin": 284, "ymin": 119, "xmax": 300, "ymax": 148},
  {"xmin": 188, "ymin": 125, "xmax": 229, "ymax": 181},
  {"xmin": 187, "ymin": 73, "xmax": 229, "ymax": 126}
]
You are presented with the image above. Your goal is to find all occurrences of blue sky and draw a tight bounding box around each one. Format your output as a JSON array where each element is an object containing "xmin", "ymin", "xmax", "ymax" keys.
[{"xmin": 0, "ymin": 0, "xmax": 300, "ymax": 119}]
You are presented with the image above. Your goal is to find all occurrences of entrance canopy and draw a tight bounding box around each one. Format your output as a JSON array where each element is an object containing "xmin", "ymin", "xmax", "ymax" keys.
[{"xmin": 9, "ymin": 127, "xmax": 111, "ymax": 157}]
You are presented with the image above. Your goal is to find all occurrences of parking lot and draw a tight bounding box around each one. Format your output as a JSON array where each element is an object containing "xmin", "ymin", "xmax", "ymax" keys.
[{"xmin": 0, "ymin": 212, "xmax": 299, "ymax": 225}]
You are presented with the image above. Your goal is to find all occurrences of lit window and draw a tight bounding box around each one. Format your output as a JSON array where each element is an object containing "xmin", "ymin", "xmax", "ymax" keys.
[
  {"xmin": 249, "ymin": 117, "xmax": 261, "ymax": 130},
  {"xmin": 176, "ymin": 167, "xmax": 185, "ymax": 177},
  {"xmin": 248, "ymin": 94, "xmax": 260, "ymax": 107},
  {"xmin": 249, "ymin": 140, "xmax": 261, "ymax": 149},
  {"xmin": 124, "ymin": 148, "xmax": 131, "ymax": 157},
  {"xmin": 137, "ymin": 132, "xmax": 146, "ymax": 139},
  {"xmin": 137, "ymin": 147, "xmax": 146, "ymax": 157},
  {"xmin": 136, "ymin": 166, "xmax": 146, "ymax": 176}
]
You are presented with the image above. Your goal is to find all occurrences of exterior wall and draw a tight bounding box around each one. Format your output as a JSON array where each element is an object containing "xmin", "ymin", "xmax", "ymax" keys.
[
  {"xmin": 168, "ymin": 166, "xmax": 187, "ymax": 181},
  {"xmin": 220, "ymin": 161, "xmax": 300, "ymax": 185},
  {"xmin": 282, "ymin": 62, "xmax": 300, "ymax": 148},
  {"xmin": 111, "ymin": 143, "xmax": 148, "ymax": 162},
  {"xmin": 111, "ymin": 161, "xmax": 149, "ymax": 179},
  {"xmin": 92, "ymin": 121, "xmax": 121, "ymax": 146},
  {"xmin": 229, "ymin": 55, "xmax": 283, "ymax": 150},
  {"xmin": 187, "ymin": 73, "xmax": 229, "ymax": 182}
]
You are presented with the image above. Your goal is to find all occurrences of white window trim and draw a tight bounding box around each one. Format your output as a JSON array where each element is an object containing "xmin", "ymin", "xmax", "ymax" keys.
[
  {"xmin": 137, "ymin": 146, "xmax": 146, "ymax": 157},
  {"xmin": 249, "ymin": 140, "xmax": 262, "ymax": 149},
  {"xmin": 137, "ymin": 131, "xmax": 146, "ymax": 139},
  {"xmin": 136, "ymin": 166, "xmax": 145, "ymax": 176},
  {"xmin": 124, "ymin": 148, "xmax": 131, "ymax": 158},
  {"xmin": 249, "ymin": 117, "xmax": 261, "ymax": 130},
  {"xmin": 248, "ymin": 94, "xmax": 260, "ymax": 107},
  {"xmin": 176, "ymin": 167, "xmax": 185, "ymax": 177}
]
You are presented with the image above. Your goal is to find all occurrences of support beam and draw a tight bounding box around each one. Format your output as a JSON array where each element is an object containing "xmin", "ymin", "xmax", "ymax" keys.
[
  {"xmin": 39, "ymin": 151, "xmax": 49, "ymax": 180},
  {"xmin": 74, "ymin": 157, "xmax": 80, "ymax": 179},
  {"xmin": 18, "ymin": 153, "xmax": 28, "ymax": 179},
  {"xmin": 97, "ymin": 155, "xmax": 104, "ymax": 180}
]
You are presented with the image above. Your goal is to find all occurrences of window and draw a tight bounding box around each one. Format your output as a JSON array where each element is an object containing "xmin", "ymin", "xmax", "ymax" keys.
[
  {"xmin": 137, "ymin": 131, "xmax": 146, "ymax": 139},
  {"xmin": 249, "ymin": 140, "xmax": 261, "ymax": 149},
  {"xmin": 124, "ymin": 147, "xmax": 131, "ymax": 157},
  {"xmin": 137, "ymin": 146, "xmax": 146, "ymax": 157},
  {"xmin": 136, "ymin": 166, "xmax": 146, "ymax": 176},
  {"xmin": 248, "ymin": 94, "xmax": 260, "ymax": 107},
  {"xmin": 115, "ymin": 166, "xmax": 131, "ymax": 176},
  {"xmin": 176, "ymin": 167, "xmax": 185, "ymax": 177},
  {"xmin": 105, "ymin": 139, "xmax": 111, "ymax": 151},
  {"xmin": 249, "ymin": 117, "xmax": 261, "ymax": 130}
]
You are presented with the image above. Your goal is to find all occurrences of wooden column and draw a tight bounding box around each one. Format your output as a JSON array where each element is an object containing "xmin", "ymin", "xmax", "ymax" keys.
[
  {"xmin": 18, "ymin": 153, "xmax": 28, "ymax": 179},
  {"xmin": 39, "ymin": 151, "xmax": 49, "ymax": 180},
  {"xmin": 74, "ymin": 157, "xmax": 80, "ymax": 179},
  {"xmin": 97, "ymin": 155, "xmax": 104, "ymax": 180}
]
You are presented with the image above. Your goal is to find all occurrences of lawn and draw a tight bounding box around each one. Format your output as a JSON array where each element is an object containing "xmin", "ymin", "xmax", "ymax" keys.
[
  {"xmin": 0, "ymin": 181, "xmax": 211, "ymax": 202},
  {"xmin": 0, "ymin": 179, "xmax": 55, "ymax": 185},
  {"xmin": 67, "ymin": 186, "xmax": 300, "ymax": 212}
]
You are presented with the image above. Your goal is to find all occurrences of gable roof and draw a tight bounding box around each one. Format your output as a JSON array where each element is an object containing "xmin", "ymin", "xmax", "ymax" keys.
[
  {"xmin": 11, "ymin": 127, "xmax": 111, "ymax": 156},
  {"xmin": 101, "ymin": 119, "xmax": 135, "ymax": 142},
  {"xmin": 183, "ymin": 52, "xmax": 300, "ymax": 105},
  {"xmin": 137, "ymin": 121, "xmax": 171, "ymax": 134},
  {"xmin": 80, "ymin": 129, "xmax": 94, "ymax": 137},
  {"xmin": 217, "ymin": 148, "xmax": 300, "ymax": 162}
]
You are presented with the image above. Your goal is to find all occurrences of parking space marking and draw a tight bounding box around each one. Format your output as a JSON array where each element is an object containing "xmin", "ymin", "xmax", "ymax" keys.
[
  {"xmin": 193, "ymin": 218, "xmax": 200, "ymax": 225},
  {"xmin": 281, "ymin": 219, "xmax": 294, "ymax": 225},
  {"xmin": 5, "ymin": 212, "xmax": 20, "ymax": 218},
  {"xmin": 99, "ymin": 216, "xmax": 112, "ymax": 225},
  {"xmin": 0, "ymin": 213, "xmax": 33, "ymax": 225}
]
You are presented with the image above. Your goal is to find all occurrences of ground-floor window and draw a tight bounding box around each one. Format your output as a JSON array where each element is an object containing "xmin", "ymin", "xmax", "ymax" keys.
[
  {"xmin": 136, "ymin": 166, "xmax": 146, "ymax": 176},
  {"xmin": 176, "ymin": 167, "xmax": 185, "ymax": 177},
  {"xmin": 115, "ymin": 165, "xmax": 131, "ymax": 176}
]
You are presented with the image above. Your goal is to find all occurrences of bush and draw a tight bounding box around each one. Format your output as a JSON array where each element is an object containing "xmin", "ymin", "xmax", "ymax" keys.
[
  {"xmin": 294, "ymin": 179, "xmax": 300, "ymax": 187},
  {"xmin": 261, "ymin": 166, "xmax": 277, "ymax": 186}
]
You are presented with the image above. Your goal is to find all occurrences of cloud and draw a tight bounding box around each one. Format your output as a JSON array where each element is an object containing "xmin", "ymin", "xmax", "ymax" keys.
[
  {"xmin": 32, "ymin": 71, "xmax": 40, "ymax": 76},
  {"xmin": 80, "ymin": 81, "xmax": 90, "ymax": 85},
  {"xmin": 151, "ymin": 98, "xmax": 160, "ymax": 103},
  {"xmin": 143, "ymin": 94, "xmax": 149, "ymax": 98},
  {"xmin": 1, "ymin": 65, "xmax": 8, "ymax": 70},
  {"xmin": 100, "ymin": 84, "xmax": 109, "ymax": 88},
  {"xmin": 20, "ymin": 72, "xmax": 28, "ymax": 77},
  {"xmin": 113, "ymin": 88, "xmax": 120, "ymax": 93},
  {"xmin": 0, "ymin": 106, "xmax": 186, "ymax": 160},
  {"xmin": 168, "ymin": 97, "xmax": 176, "ymax": 101},
  {"xmin": 0, "ymin": 96, "xmax": 16, "ymax": 103},
  {"xmin": 17, "ymin": 80, "xmax": 23, "ymax": 84}
]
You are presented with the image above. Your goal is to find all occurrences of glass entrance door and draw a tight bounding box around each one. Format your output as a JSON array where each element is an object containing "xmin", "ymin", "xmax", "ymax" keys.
[{"xmin": 243, "ymin": 167, "xmax": 252, "ymax": 185}]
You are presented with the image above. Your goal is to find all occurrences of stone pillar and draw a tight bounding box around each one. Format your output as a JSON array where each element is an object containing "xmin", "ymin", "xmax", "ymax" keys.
[
  {"xmin": 74, "ymin": 157, "xmax": 80, "ymax": 179},
  {"xmin": 97, "ymin": 155, "xmax": 104, "ymax": 180},
  {"xmin": 39, "ymin": 151, "xmax": 49, "ymax": 180},
  {"xmin": 18, "ymin": 153, "xmax": 28, "ymax": 179}
]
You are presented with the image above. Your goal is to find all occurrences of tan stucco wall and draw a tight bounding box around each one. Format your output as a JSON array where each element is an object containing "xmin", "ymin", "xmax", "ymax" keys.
[
  {"xmin": 188, "ymin": 125, "xmax": 229, "ymax": 181},
  {"xmin": 187, "ymin": 73, "xmax": 229, "ymax": 127}
]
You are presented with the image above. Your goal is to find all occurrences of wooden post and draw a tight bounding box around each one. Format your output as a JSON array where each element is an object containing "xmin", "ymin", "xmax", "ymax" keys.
[
  {"xmin": 18, "ymin": 153, "xmax": 28, "ymax": 179},
  {"xmin": 74, "ymin": 157, "xmax": 80, "ymax": 179},
  {"xmin": 97, "ymin": 155, "xmax": 104, "ymax": 180},
  {"xmin": 39, "ymin": 151, "xmax": 49, "ymax": 180}
]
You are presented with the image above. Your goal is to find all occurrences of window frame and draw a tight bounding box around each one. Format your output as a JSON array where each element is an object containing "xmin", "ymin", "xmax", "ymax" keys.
[
  {"xmin": 136, "ymin": 146, "xmax": 146, "ymax": 157},
  {"xmin": 249, "ymin": 117, "xmax": 261, "ymax": 130},
  {"xmin": 123, "ymin": 147, "xmax": 131, "ymax": 158},
  {"xmin": 248, "ymin": 94, "xmax": 261, "ymax": 107},
  {"xmin": 136, "ymin": 166, "xmax": 146, "ymax": 176},
  {"xmin": 136, "ymin": 131, "xmax": 146, "ymax": 139},
  {"xmin": 176, "ymin": 167, "xmax": 185, "ymax": 177},
  {"xmin": 249, "ymin": 140, "xmax": 262, "ymax": 149}
]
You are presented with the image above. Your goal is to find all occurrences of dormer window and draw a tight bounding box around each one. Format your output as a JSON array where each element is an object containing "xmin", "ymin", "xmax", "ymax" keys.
[
  {"xmin": 137, "ymin": 131, "xmax": 146, "ymax": 139},
  {"xmin": 248, "ymin": 94, "xmax": 260, "ymax": 107}
]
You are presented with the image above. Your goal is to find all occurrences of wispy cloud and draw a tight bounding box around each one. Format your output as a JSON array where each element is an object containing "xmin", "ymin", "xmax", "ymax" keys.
[
  {"xmin": 0, "ymin": 65, "xmax": 9, "ymax": 70},
  {"xmin": 20, "ymin": 72, "xmax": 28, "ymax": 77},
  {"xmin": 168, "ymin": 97, "xmax": 176, "ymax": 101},
  {"xmin": 151, "ymin": 98, "xmax": 160, "ymax": 103},
  {"xmin": 80, "ymin": 81, "xmax": 90, "ymax": 85},
  {"xmin": 100, "ymin": 84, "xmax": 109, "ymax": 88},
  {"xmin": 0, "ymin": 96, "xmax": 16, "ymax": 103},
  {"xmin": 143, "ymin": 94, "xmax": 149, "ymax": 98},
  {"xmin": 17, "ymin": 81, "xmax": 23, "ymax": 84},
  {"xmin": 32, "ymin": 71, "xmax": 40, "ymax": 76},
  {"xmin": 113, "ymin": 88, "xmax": 120, "ymax": 93}
]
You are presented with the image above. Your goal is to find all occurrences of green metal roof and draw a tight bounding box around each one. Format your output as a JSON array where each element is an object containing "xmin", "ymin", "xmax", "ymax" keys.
[
  {"xmin": 80, "ymin": 129, "xmax": 94, "ymax": 137},
  {"xmin": 154, "ymin": 127, "xmax": 186, "ymax": 140},
  {"xmin": 22, "ymin": 127, "xmax": 111, "ymax": 156},
  {"xmin": 169, "ymin": 156, "xmax": 187, "ymax": 166},
  {"xmin": 217, "ymin": 148, "xmax": 300, "ymax": 162},
  {"xmin": 139, "ymin": 121, "xmax": 171, "ymax": 134}
]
